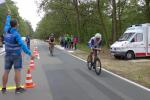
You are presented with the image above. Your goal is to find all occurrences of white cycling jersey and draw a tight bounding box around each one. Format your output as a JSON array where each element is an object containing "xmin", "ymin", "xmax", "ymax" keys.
[{"xmin": 88, "ymin": 36, "xmax": 102, "ymax": 48}]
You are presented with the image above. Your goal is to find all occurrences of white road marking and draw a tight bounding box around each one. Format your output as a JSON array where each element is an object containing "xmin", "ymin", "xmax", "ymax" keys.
[
  {"xmin": 55, "ymin": 45, "xmax": 150, "ymax": 92},
  {"xmin": 55, "ymin": 45, "xmax": 64, "ymax": 50},
  {"xmin": 130, "ymin": 59, "xmax": 150, "ymax": 63},
  {"xmin": 55, "ymin": 45, "xmax": 75, "ymax": 53},
  {"xmin": 68, "ymin": 50, "xmax": 74, "ymax": 53}
]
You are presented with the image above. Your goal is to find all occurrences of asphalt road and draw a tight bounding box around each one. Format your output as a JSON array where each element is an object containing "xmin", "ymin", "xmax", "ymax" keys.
[{"xmin": 0, "ymin": 40, "xmax": 150, "ymax": 100}]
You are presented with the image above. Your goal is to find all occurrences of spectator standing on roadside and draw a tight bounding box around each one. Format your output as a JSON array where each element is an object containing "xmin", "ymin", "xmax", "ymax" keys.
[
  {"xmin": 0, "ymin": 35, "xmax": 3, "ymax": 47},
  {"xmin": 64, "ymin": 34, "xmax": 68, "ymax": 49},
  {"xmin": 73, "ymin": 36, "xmax": 78, "ymax": 50},
  {"xmin": 25, "ymin": 34, "xmax": 30, "ymax": 49},
  {"xmin": 70, "ymin": 34, "xmax": 73, "ymax": 49},
  {"xmin": 59, "ymin": 35, "xmax": 65, "ymax": 47}
]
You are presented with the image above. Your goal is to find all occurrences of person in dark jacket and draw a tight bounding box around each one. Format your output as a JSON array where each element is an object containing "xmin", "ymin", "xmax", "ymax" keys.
[
  {"xmin": 25, "ymin": 34, "xmax": 30, "ymax": 49},
  {"xmin": 1, "ymin": 13, "xmax": 35, "ymax": 94},
  {"xmin": 0, "ymin": 35, "xmax": 3, "ymax": 47}
]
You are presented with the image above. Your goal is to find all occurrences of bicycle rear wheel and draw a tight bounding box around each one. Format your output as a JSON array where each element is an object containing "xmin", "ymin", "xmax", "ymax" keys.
[
  {"xmin": 94, "ymin": 58, "xmax": 101, "ymax": 75},
  {"xmin": 50, "ymin": 49, "xmax": 53, "ymax": 56},
  {"xmin": 49, "ymin": 45, "xmax": 54, "ymax": 56},
  {"xmin": 87, "ymin": 55, "xmax": 92, "ymax": 70}
]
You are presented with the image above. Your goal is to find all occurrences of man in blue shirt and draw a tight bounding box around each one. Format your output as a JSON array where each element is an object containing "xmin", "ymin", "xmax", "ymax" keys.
[{"xmin": 1, "ymin": 13, "xmax": 35, "ymax": 94}]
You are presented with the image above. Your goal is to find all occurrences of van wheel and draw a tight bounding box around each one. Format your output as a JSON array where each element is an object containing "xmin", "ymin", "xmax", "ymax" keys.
[{"xmin": 126, "ymin": 51, "xmax": 134, "ymax": 60}]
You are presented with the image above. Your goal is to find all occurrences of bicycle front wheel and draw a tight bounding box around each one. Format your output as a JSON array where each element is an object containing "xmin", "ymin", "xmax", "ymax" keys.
[
  {"xmin": 94, "ymin": 58, "xmax": 101, "ymax": 75},
  {"xmin": 87, "ymin": 55, "xmax": 92, "ymax": 70}
]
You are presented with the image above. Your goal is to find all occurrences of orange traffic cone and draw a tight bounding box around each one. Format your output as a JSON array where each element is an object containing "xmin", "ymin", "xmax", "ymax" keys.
[
  {"xmin": 33, "ymin": 47, "xmax": 37, "ymax": 55},
  {"xmin": 29, "ymin": 60, "xmax": 35, "ymax": 70},
  {"xmin": 33, "ymin": 47, "xmax": 40, "ymax": 59},
  {"xmin": 34, "ymin": 47, "xmax": 37, "ymax": 51},
  {"xmin": 24, "ymin": 69, "xmax": 35, "ymax": 88},
  {"xmin": 33, "ymin": 48, "xmax": 37, "ymax": 56},
  {"xmin": 35, "ymin": 47, "xmax": 39, "ymax": 56}
]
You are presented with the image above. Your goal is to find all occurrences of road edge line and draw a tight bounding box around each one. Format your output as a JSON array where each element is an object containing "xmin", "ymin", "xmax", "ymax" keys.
[
  {"xmin": 0, "ymin": 51, "xmax": 5, "ymax": 56},
  {"xmin": 68, "ymin": 53, "xmax": 150, "ymax": 92},
  {"xmin": 54, "ymin": 44, "xmax": 150, "ymax": 92}
]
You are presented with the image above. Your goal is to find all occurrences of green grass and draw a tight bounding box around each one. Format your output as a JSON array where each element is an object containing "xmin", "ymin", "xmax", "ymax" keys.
[
  {"xmin": 77, "ymin": 43, "xmax": 90, "ymax": 52},
  {"xmin": 72, "ymin": 43, "xmax": 150, "ymax": 88}
]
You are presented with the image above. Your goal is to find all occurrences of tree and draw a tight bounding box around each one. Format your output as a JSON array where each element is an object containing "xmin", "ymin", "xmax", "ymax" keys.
[
  {"xmin": 0, "ymin": 0, "xmax": 34, "ymax": 36},
  {"xmin": 97, "ymin": 0, "xmax": 109, "ymax": 46},
  {"xmin": 144, "ymin": 0, "xmax": 150, "ymax": 22},
  {"xmin": 117, "ymin": 0, "xmax": 127, "ymax": 38},
  {"xmin": 111, "ymin": 0, "xmax": 117, "ymax": 42},
  {"xmin": 36, "ymin": 0, "xmax": 149, "ymax": 45},
  {"xmin": 73, "ymin": 0, "xmax": 81, "ymax": 38}
]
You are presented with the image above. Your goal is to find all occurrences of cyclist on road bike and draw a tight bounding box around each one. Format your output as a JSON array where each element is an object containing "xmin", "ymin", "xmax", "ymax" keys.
[
  {"xmin": 88, "ymin": 33, "xmax": 102, "ymax": 51},
  {"xmin": 48, "ymin": 33, "xmax": 55, "ymax": 55},
  {"xmin": 88, "ymin": 33, "xmax": 102, "ymax": 68},
  {"xmin": 48, "ymin": 33, "xmax": 55, "ymax": 45}
]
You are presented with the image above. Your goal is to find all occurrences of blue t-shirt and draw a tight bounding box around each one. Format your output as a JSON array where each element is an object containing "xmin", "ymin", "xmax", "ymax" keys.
[{"xmin": 4, "ymin": 15, "xmax": 31, "ymax": 56}]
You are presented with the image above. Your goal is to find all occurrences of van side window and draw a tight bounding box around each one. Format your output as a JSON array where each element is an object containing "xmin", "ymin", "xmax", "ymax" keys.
[{"xmin": 133, "ymin": 33, "xmax": 143, "ymax": 42}]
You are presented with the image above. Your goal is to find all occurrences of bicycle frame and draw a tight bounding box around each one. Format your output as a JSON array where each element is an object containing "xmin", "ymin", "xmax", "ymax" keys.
[
  {"xmin": 87, "ymin": 48, "xmax": 102, "ymax": 75},
  {"xmin": 91, "ymin": 48, "xmax": 100, "ymax": 61},
  {"xmin": 49, "ymin": 42, "xmax": 55, "ymax": 55}
]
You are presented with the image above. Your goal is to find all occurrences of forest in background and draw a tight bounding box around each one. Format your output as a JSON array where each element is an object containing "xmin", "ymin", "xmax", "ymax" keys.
[
  {"xmin": 35, "ymin": 0, "xmax": 150, "ymax": 46},
  {"xmin": 0, "ymin": 0, "xmax": 34, "ymax": 37}
]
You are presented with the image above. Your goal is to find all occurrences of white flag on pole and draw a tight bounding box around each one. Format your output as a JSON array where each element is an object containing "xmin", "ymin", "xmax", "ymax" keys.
[{"xmin": 0, "ymin": 0, "xmax": 6, "ymax": 4}]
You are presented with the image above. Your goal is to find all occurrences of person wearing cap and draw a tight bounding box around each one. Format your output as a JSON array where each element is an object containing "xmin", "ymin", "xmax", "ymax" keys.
[{"xmin": 1, "ymin": 12, "xmax": 35, "ymax": 94}]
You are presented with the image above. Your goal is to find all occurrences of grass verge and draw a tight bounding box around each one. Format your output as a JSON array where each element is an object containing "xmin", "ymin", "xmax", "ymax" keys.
[{"xmin": 71, "ymin": 43, "xmax": 150, "ymax": 88}]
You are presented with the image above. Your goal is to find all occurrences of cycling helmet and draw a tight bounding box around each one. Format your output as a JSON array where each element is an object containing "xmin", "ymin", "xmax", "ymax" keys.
[
  {"xmin": 50, "ymin": 33, "xmax": 54, "ymax": 36},
  {"xmin": 95, "ymin": 33, "xmax": 101, "ymax": 39}
]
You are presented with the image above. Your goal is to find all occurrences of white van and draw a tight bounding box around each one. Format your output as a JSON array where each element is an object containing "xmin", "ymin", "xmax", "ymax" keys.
[{"xmin": 110, "ymin": 23, "xmax": 150, "ymax": 59}]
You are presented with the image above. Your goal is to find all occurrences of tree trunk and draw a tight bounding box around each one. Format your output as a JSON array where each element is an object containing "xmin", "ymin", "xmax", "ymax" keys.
[
  {"xmin": 145, "ymin": 0, "xmax": 150, "ymax": 22},
  {"xmin": 73, "ymin": 0, "xmax": 80, "ymax": 39},
  {"xmin": 97, "ymin": 0, "xmax": 109, "ymax": 46},
  {"xmin": 117, "ymin": 0, "xmax": 126, "ymax": 38},
  {"xmin": 112, "ymin": 0, "xmax": 117, "ymax": 42}
]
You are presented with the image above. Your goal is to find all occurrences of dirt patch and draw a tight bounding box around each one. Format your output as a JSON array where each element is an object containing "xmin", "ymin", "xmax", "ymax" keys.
[{"xmin": 71, "ymin": 47, "xmax": 150, "ymax": 88}]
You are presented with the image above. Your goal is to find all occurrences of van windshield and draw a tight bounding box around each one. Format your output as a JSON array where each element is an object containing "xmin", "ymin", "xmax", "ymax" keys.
[{"xmin": 118, "ymin": 33, "xmax": 135, "ymax": 41}]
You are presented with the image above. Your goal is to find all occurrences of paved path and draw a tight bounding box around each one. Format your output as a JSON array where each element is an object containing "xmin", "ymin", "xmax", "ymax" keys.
[{"xmin": 0, "ymin": 40, "xmax": 149, "ymax": 100}]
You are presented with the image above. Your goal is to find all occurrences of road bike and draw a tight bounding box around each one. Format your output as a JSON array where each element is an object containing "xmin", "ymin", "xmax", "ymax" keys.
[
  {"xmin": 49, "ymin": 42, "xmax": 55, "ymax": 56},
  {"xmin": 87, "ymin": 48, "xmax": 102, "ymax": 75}
]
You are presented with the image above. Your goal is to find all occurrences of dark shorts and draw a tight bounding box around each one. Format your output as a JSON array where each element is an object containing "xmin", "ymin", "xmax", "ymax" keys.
[{"xmin": 5, "ymin": 54, "xmax": 22, "ymax": 70}]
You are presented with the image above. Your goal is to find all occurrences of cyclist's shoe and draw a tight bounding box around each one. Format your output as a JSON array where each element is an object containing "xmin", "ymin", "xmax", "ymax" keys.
[
  {"xmin": 15, "ymin": 87, "xmax": 26, "ymax": 94},
  {"xmin": 1, "ymin": 88, "xmax": 7, "ymax": 94}
]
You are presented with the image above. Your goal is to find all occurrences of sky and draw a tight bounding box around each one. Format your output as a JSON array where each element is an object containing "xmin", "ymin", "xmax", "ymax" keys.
[{"xmin": 12, "ymin": 0, "xmax": 43, "ymax": 31}]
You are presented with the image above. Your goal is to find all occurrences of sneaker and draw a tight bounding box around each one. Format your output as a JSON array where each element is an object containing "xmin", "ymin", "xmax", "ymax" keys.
[
  {"xmin": 15, "ymin": 87, "xmax": 26, "ymax": 94},
  {"xmin": 1, "ymin": 88, "xmax": 7, "ymax": 94}
]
